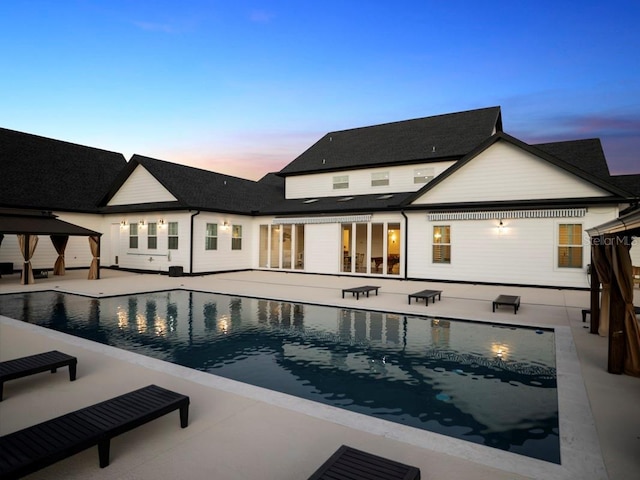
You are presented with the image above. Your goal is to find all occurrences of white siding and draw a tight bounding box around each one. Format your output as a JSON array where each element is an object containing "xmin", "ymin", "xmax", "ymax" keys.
[
  {"xmin": 406, "ymin": 206, "xmax": 619, "ymax": 288},
  {"xmin": 108, "ymin": 166, "xmax": 177, "ymax": 206},
  {"xmin": 192, "ymin": 213, "xmax": 253, "ymax": 273},
  {"xmin": 412, "ymin": 141, "xmax": 610, "ymax": 205},
  {"xmin": 285, "ymin": 161, "xmax": 456, "ymax": 199}
]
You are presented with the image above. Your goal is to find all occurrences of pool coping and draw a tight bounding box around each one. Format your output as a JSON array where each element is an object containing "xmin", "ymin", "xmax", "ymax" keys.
[{"xmin": 0, "ymin": 308, "xmax": 606, "ymax": 480}]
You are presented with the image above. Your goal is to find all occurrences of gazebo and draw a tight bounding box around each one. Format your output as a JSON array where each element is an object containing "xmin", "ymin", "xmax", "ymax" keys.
[
  {"xmin": 586, "ymin": 207, "xmax": 640, "ymax": 376},
  {"xmin": 0, "ymin": 209, "xmax": 102, "ymax": 284}
]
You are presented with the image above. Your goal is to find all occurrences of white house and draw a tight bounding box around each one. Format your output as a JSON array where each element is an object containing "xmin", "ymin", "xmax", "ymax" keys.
[{"xmin": 1, "ymin": 106, "xmax": 638, "ymax": 288}]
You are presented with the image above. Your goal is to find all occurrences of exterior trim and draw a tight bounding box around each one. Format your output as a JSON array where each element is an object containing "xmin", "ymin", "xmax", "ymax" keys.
[
  {"xmin": 273, "ymin": 214, "xmax": 372, "ymax": 225},
  {"xmin": 428, "ymin": 208, "xmax": 587, "ymax": 221}
]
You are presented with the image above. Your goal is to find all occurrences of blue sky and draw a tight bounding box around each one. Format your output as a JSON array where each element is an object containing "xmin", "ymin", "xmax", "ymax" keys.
[{"xmin": 1, "ymin": 1, "xmax": 638, "ymax": 180}]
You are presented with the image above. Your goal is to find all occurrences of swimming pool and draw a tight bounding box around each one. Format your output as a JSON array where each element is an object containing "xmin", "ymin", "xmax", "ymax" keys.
[{"xmin": 0, "ymin": 289, "xmax": 559, "ymax": 463}]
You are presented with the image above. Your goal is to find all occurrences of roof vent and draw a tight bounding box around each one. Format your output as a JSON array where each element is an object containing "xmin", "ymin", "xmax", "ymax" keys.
[
  {"xmin": 432, "ymin": 146, "xmax": 436, "ymax": 153},
  {"xmin": 322, "ymin": 159, "xmax": 326, "ymax": 164}
]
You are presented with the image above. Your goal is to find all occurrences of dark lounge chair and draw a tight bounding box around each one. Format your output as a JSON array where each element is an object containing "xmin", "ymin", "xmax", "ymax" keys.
[
  {"xmin": 308, "ymin": 445, "xmax": 421, "ymax": 480},
  {"xmin": 408, "ymin": 289, "xmax": 442, "ymax": 306},
  {"xmin": 341, "ymin": 285, "xmax": 381, "ymax": 300},
  {"xmin": 0, "ymin": 384, "xmax": 189, "ymax": 479},
  {"xmin": 0, "ymin": 350, "xmax": 77, "ymax": 401}
]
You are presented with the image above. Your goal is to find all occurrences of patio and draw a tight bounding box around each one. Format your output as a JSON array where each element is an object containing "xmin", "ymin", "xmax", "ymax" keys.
[{"xmin": 1, "ymin": 269, "xmax": 639, "ymax": 479}]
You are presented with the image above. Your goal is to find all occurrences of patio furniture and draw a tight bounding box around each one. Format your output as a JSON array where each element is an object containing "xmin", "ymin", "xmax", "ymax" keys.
[
  {"xmin": 308, "ymin": 444, "xmax": 421, "ymax": 480},
  {"xmin": 0, "ymin": 350, "xmax": 77, "ymax": 401},
  {"xmin": 493, "ymin": 295, "xmax": 521, "ymax": 314},
  {"xmin": 342, "ymin": 285, "xmax": 380, "ymax": 300},
  {"xmin": 408, "ymin": 289, "xmax": 442, "ymax": 306},
  {"xmin": 0, "ymin": 384, "xmax": 189, "ymax": 479}
]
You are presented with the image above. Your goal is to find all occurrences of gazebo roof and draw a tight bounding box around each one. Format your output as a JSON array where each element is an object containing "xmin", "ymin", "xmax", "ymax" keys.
[{"xmin": 0, "ymin": 209, "xmax": 100, "ymax": 236}]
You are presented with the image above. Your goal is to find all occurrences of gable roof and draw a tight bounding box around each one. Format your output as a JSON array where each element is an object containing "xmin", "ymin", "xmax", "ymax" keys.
[
  {"xmin": 0, "ymin": 127, "xmax": 127, "ymax": 212},
  {"xmin": 534, "ymin": 138, "xmax": 611, "ymax": 178},
  {"xmin": 100, "ymin": 155, "xmax": 283, "ymax": 214},
  {"xmin": 278, "ymin": 106, "xmax": 502, "ymax": 176},
  {"xmin": 401, "ymin": 132, "xmax": 633, "ymax": 207}
]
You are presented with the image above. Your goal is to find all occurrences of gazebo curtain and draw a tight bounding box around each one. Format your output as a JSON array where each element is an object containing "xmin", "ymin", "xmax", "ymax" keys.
[
  {"xmin": 50, "ymin": 235, "xmax": 69, "ymax": 276},
  {"xmin": 591, "ymin": 244, "xmax": 611, "ymax": 336},
  {"xmin": 88, "ymin": 235, "xmax": 99, "ymax": 280},
  {"xmin": 611, "ymin": 242, "xmax": 640, "ymax": 376},
  {"xmin": 18, "ymin": 234, "xmax": 38, "ymax": 285}
]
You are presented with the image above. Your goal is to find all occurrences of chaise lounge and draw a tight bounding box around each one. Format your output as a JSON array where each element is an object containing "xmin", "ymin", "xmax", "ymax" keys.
[
  {"xmin": 0, "ymin": 384, "xmax": 190, "ymax": 479},
  {"xmin": 408, "ymin": 289, "xmax": 442, "ymax": 306},
  {"xmin": 308, "ymin": 444, "xmax": 421, "ymax": 479},
  {"xmin": 0, "ymin": 350, "xmax": 77, "ymax": 401},
  {"xmin": 342, "ymin": 285, "xmax": 381, "ymax": 300}
]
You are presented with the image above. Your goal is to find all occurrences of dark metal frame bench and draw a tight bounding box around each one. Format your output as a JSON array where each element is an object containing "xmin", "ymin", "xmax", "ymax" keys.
[
  {"xmin": 492, "ymin": 295, "xmax": 521, "ymax": 314},
  {"xmin": 308, "ymin": 444, "xmax": 421, "ymax": 480},
  {"xmin": 0, "ymin": 350, "xmax": 77, "ymax": 401},
  {"xmin": 408, "ymin": 289, "xmax": 442, "ymax": 306},
  {"xmin": 0, "ymin": 384, "xmax": 190, "ymax": 479},
  {"xmin": 342, "ymin": 285, "xmax": 381, "ymax": 300}
]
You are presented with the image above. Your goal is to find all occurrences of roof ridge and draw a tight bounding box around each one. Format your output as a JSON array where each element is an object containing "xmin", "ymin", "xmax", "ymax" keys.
[{"xmin": 0, "ymin": 126, "xmax": 125, "ymax": 156}]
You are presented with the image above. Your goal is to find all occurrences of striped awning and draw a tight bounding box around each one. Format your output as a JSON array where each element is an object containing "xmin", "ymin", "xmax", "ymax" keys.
[
  {"xmin": 273, "ymin": 214, "xmax": 372, "ymax": 225},
  {"xmin": 428, "ymin": 208, "xmax": 586, "ymax": 222}
]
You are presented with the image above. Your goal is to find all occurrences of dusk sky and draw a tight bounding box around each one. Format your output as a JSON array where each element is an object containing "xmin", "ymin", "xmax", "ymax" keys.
[{"xmin": 1, "ymin": 1, "xmax": 638, "ymax": 180}]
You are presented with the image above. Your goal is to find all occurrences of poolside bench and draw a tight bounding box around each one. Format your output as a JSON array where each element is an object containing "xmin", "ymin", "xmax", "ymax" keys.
[
  {"xmin": 0, "ymin": 350, "xmax": 77, "ymax": 401},
  {"xmin": 493, "ymin": 295, "xmax": 521, "ymax": 314},
  {"xmin": 342, "ymin": 285, "xmax": 381, "ymax": 300},
  {"xmin": 408, "ymin": 289, "xmax": 442, "ymax": 306},
  {"xmin": 308, "ymin": 444, "xmax": 421, "ymax": 480},
  {"xmin": 0, "ymin": 384, "xmax": 189, "ymax": 479}
]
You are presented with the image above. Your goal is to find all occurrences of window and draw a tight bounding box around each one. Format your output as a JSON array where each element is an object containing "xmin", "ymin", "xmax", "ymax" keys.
[
  {"xmin": 433, "ymin": 225, "xmax": 451, "ymax": 263},
  {"xmin": 558, "ymin": 224, "xmax": 582, "ymax": 268},
  {"xmin": 205, "ymin": 223, "xmax": 218, "ymax": 250},
  {"xmin": 414, "ymin": 167, "xmax": 434, "ymax": 184},
  {"xmin": 168, "ymin": 222, "xmax": 179, "ymax": 250},
  {"xmin": 371, "ymin": 171, "xmax": 389, "ymax": 187},
  {"xmin": 232, "ymin": 225, "xmax": 242, "ymax": 250},
  {"xmin": 333, "ymin": 175, "xmax": 349, "ymax": 189},
  {"xmin": 129, "ymin": 223, "xmax": 138, "ymax": 249},
  {"xmin": 147, "ymin": 222, "xmax": 157, "ymax": 249}
]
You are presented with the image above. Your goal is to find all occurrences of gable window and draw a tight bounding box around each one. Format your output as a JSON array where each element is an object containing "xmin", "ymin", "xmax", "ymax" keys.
[
  {"xmin": 147, "ymin": 222, "xmax": 157, "ymax": 249},
  {"xmin": 433, "ymin": 225, "xmax": 451, "ymax": 263},
  {"xmin": 333, "ymin": 175, "xmax": 349, "ymax": 189},
  {"xmin": 371, "ymin": 171, "xmax": 389, "ymax": 187},
  {"xmin": 232, "ymin": 225, "xmax": 242, "ymax": 250},
  {"xmin": 205, "ymin": 223, "xmax": 218, "ymax": 250},
  {"xmin": 414, "ymin": 167, "xmax": 434, "ymax": 184},
  {"xmin": 558, "ymin": 224, "xmax": 582, "ymax": 268},
  {"xmin": 168, "ymin": 222, "xmax": 179, "ymax": 250},
  {"xmin": 129, "ymin": 223, "xmax": 138, "ymax": 249}
]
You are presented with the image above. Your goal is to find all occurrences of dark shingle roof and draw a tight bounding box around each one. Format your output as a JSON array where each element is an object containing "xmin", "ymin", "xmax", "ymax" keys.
[
  {"xmin": 101, "ymin": 155, "xmax": 283, "ymax": 214},
  {"xmin": 0, "ymin": 127, "xmax": 127, "ymax": 212},
  {"xmin": 534, "ymin": 139, "xmax": 611, "ymax": 178},
  {"xmin": 608, "ymin": 174, "xmax": 640, "ymax": 197},
  {"xmin": 278, "ymin": 106, "xmax": 502, "ymax": 176}
]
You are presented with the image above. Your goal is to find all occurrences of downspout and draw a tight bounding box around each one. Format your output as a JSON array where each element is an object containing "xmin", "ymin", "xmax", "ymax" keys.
[
  {"xmin": 189, "ymin": 210, "xmax": 201, "ymax": 274},
  {"xmin": 401, "ymin": 210, "xmax": 408, "ymax": 280}
]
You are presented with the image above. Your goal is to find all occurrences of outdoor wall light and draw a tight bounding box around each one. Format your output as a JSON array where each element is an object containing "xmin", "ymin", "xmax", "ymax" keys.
[
  {"xmin": 139, "ymin": 220, "xmax": 145, "ymax": 226},
  {"xmin": 120, "ymin": 220, "xmax": 127, "ymax": 227},
  {"xmin": 498, "ymin": 219, "xmax": 505, "ymax": 234},
  {"xmin": 222, "ymin": 221, "xmax": 230, "ymax": 230},
  {"xmin": 158, "ymin": 219, "xmax": 165, "ymax": 226}
]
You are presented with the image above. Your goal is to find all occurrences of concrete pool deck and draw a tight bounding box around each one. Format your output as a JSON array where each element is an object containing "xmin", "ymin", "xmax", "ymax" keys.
[{"xmin": 1, "ymin": 269, "xmax": 639, "ymax": 479}]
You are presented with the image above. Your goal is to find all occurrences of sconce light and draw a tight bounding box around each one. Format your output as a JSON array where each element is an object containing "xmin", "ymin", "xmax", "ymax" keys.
[
  {"xmin": 498, "ymin": 219, "xmax": 504, "ymax": 234},
  {"xmin": 158, "ymin": 219, "xmax": 165, "ymax": 226},
  {"xmin": 222, "ymin": 221, "xmax": 230, "ymax": 230},
  {"xmin": 120, "ymin": 220, "xmax": 127, "ymax": 227},
  {"xmin": 139, "ymin": 219, "xmax": 145, "ymax": 227}
]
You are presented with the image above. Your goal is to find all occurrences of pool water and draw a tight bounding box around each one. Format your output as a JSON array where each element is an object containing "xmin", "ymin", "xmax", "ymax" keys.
[{"xmin": 0, "ymin": 290, "xmax": 560, "ymax": 463}]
